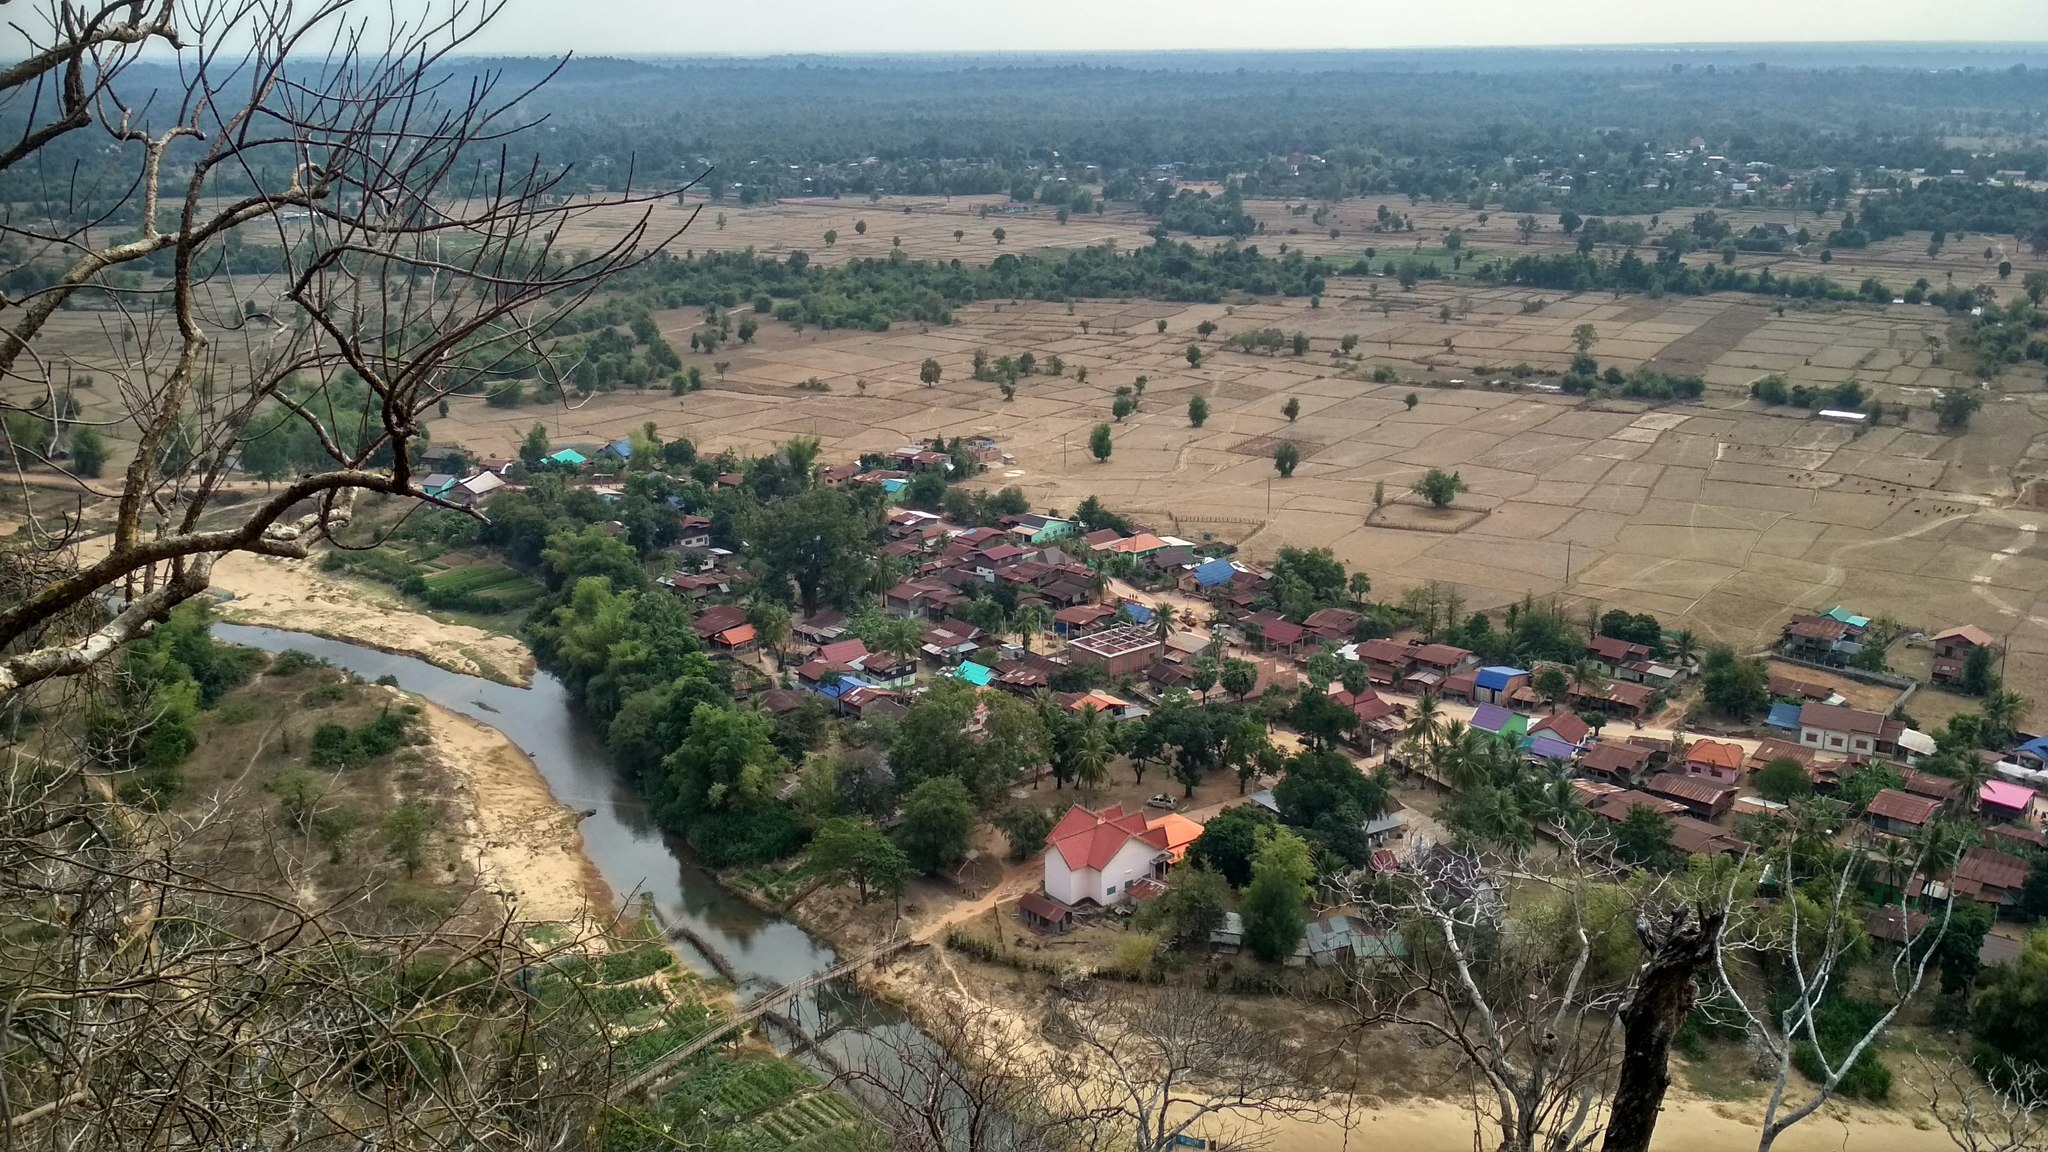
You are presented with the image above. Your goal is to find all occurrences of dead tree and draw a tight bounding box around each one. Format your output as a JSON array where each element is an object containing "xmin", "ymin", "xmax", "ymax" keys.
[
  {"xmin": 1037, "ymin": 983, "xmax": 1328, "ymax": 1152},
  {"xmin": 1925, "ymin": 1057, "xmax": 2048, "ymax": 1152},
  {"xmin": 1340, "ymin": 843, "xmax": 1645, "ymax": 1152},
  {"xmin": 1713, "ymin": 804, "xmax": 1969, "ymax": 1152},
  {"xmin": 0, "ymin": 741, "xmax": 624, "ymax": 1149},
  {"xmin": 0, "ymin": 0, "xmax": 687, "ymax": 699},
  {"xmin": 830, "ymin": 998, "xmax": 1057, "ymax": 1152},
  {"xmin": 1600, "ymin": 904, "xmax": 1725, "ymax": 1152}
]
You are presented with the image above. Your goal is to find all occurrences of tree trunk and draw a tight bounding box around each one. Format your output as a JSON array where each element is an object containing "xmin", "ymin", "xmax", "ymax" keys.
[{"xmin": 1602, "ymin": 907, "xmax": 1725, "ymax": 1152}]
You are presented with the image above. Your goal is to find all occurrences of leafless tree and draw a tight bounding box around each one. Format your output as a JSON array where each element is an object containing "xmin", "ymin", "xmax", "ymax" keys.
[
  {"xmin": 1340, "ymin": 844, "xmax": 1641, "ymax": 1152},
  {"xmin": 831, "ymin": 998, "xmax": 1057, "ymax": 1152},
  {"xmin": 1924, "ymin": 1056, "xmax": 2048, "ymax": 1152},
  {"xmin": 0, "ymin": 0, "xmax": 686, "ymax": 699},
  {"xmin": 1037, "ymin": 983, "xmax": 1328, "ymax": 1152},
  {"xmin": 0, "ymin": 741, "xmax": 625, "ymax": 1149},
  {"xmin": 1712, "ymin": 806, "xmax": 1969, "ymax": 1152}
]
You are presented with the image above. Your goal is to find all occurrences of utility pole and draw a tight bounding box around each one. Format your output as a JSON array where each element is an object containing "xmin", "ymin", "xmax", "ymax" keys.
[{"xmin": 1564, "ymin": 539, "xmax": 1574, "ymax": 585}]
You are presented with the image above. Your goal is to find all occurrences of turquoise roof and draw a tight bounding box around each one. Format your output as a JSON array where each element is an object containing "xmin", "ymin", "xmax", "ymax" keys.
[
  {"xmin": 548, "ymin": 448, "xmax": 587, "ymax": 466},
  {"xmin": 1822, "ymin": 606, "xmax": 1870, "ymax": 628},
  {"xmin": 953, "ymin": 662, "xmax": 994, "ymax": 687}
]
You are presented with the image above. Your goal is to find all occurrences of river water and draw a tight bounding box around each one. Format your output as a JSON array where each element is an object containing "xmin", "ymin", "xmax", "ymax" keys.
[{"xmin": 214, "ymin": 626, "xmax": 917, "ymax": 1078}]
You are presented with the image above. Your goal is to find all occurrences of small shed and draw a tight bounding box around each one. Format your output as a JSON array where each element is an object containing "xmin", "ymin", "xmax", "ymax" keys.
[{"xmin": 1018, "ymin": 892, "xmax": 1075, "ymax": 934}]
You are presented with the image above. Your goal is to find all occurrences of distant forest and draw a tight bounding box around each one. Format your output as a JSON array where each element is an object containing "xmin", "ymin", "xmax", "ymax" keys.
[{"xmin": 9, "ymin": 47, "xmax": 2048, "ymax": 223}]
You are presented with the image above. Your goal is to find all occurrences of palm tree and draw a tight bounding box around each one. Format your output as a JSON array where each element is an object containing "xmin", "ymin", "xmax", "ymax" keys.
[
  {"xmin": 1569, "ymin": 658, "xmax": 1607, "ymax": 702},
  {"xmin": 782, "ymin": 436, "xmax": 821, "ymax": 487},
  {"xmin": 746, "ymin": 599, "xmax": 793, "ymax": 670},
  {"xmin": 1405, "ymin": 691, "xmax": 1445, "ymax": 758},
  {"xmin": 1012, "ymin": 602, "xmax": 1052, "ymax": 654},
  {"xmin": 1072, "ymin": 704, "xmax": 1114, "ymax": 801},
  {"xmin": 1668, "ymin": 629, "xmax": 1699, "ymax": 670},
  {"xmin": 868, "ymin": 615, "xmax": 923, "ymax": 666},
  {"xmin": 1980, "ymin": 688, "xmax": 2027, "ymax": 749},
  {"xmin": 1151, "ymin": 603, "xmax": 1174, "ymax": 644}
]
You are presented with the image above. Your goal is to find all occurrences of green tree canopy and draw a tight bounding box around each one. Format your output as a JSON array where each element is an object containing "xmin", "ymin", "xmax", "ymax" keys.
[
  {"xmin": 1240, "ymin": 826, "xmax": 1314, "ymax": 963},
  {"xmin": 898, "ymin": 776, "xmax": 977, "ymax": 875}
]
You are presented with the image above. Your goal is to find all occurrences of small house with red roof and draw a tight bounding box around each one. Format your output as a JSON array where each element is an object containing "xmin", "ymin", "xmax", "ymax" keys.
[
  {"xmin": 1042, "ymin": 805, "xmax": 1172, "ymax": 906},
  {"xmin": 1683, "ymin": 739, "xmax": 1746, "ymax": 784}
]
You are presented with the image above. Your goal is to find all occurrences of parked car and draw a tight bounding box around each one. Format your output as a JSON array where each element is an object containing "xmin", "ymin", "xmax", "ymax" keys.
[{"xmin": 1145, "ymin": 793, "xmax": 1177, "ymax": 809}]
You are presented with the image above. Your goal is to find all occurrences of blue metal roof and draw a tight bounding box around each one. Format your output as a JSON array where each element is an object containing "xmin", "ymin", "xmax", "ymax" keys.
[
  {"xmin": 1767, "ymin": 702, "xmax": 1803, "ymax": 730},
  {"xmin": 1192, "ymin": 557, "xmax": 1236, "ymax": 588},
  {"xmin": 606, "ymin": 438, "xmax": 632, "ymax": 458},
  {"xmin": 1475, "ymin": 666, "xmax": 1526, "ymax": 691},
  {"xmin": 2015, "ymin": 736, "xmax": 2048, "ymax": 761},
  {"xmin": 1121, "ymin": 602, "xmax": 1155, "ymax": 624}
]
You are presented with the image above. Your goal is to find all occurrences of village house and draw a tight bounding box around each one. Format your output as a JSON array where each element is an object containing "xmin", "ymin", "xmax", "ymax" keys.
[
  {"xmin": 1864, "ymin": 789, "xmax": 1942, "ymax": 836},
  {"xmin": 1930, "ymin": 624, "xmax": 1994, "ymax": 685},
  {"xmin": 1580, "ymin": 741, "xmax": 1659, "ymax": 786},
  {"xmin": 1065, "ymin": 625, "xmax": 1163, "ymax": 678},
  {"xmin": 1302, "ymin": 607, "xmax": 1362, "ymax": 643},
  {"xmin": 1472, "ymin": 666, "xmax": 1528, "ymax": 706},
  {"xmin": 1586, "ymin": 635, "xmax": 1652, "ymax": 674},
  {"xmin": 1979, "ymin": 780, "xmax": 2040, "ymax": 827},
  {"xmin": 1569, "ymin": 678, "xmax": 1655, "ymax": 721},
  {"xmin": 1041, "ymin": 805, "xmax": 1172, "ymax": 906},
  {"xmin": 1682, "ymin": 739, "xmax": 1746, "ymax": 784},
  {"xmin": 1797, "ymin": 703, "xmax": 1888, "ymax": 758},
  {"xmin": 1642, "ymin": 771, "xmax": 1738, "ymax": 820},
  {"xmin": 1779, "ymin": 614, "xmax": 1852, "ymax": 664}
]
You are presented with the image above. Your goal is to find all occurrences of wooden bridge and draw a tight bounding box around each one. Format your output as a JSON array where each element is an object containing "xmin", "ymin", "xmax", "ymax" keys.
[{"xmin": 614, "ymin": 935, "xmax": 918, "ymax": 1099}]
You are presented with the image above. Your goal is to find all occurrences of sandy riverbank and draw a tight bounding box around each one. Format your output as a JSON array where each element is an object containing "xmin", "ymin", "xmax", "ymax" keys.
[
  {"xmin": 423, "ymin": 701, "xmax": 613, "ymax": 929},
  {"xmin": 850, "ymin": 939, "xmax": 1949, "ymax": 1152},
  {"xmin": 209, "ymin": 550, "xmax": 534, "ymax": 686}
]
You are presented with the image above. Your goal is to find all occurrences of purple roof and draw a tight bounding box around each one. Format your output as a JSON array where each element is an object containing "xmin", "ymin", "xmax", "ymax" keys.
[
  {"xmin": 1527, "ymin": 735, "xmax": 1582, "ymax": 762},
  {"xmin": 1471, "ymin": 703, "xmax": 1518, "ymax": 733}
]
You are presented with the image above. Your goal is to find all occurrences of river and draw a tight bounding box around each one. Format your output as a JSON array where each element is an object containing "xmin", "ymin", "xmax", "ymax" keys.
[{"xmin": 214, "ymin": 626, "xmax": 920, "ymax": 1083}]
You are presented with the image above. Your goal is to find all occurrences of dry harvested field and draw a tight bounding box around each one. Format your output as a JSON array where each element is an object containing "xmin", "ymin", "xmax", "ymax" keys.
[
  {"xmin": 13, "ymin": 196, "xmax": 2048, "ymax": 723},
  {"xmin": 433, "ymin": 202, "xmax": 2048, "ymax": 723}
]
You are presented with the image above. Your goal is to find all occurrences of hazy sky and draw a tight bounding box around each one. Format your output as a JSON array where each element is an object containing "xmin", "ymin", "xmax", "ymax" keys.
[{"xmin": 460, "ymin": 0, "xmax": 2048, "ymax": 55}]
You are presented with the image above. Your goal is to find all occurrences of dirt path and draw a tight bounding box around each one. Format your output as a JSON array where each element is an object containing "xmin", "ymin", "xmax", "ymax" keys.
[
  {"xmin": 423, "ymin": 702, "xmax": 612, "ymax": 929},
  {"xmin": 209, "ymin": 551, "xmax": 535, "ymax": 686},
  {"xmin": 910, "ymin": 857, "xmax": 1041, "ymax": 944}
]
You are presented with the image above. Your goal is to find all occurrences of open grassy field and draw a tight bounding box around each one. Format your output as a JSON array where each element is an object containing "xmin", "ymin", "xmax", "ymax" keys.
[{"xmin": 430, "ymin": 199, "xmax": 2048, "ymax": 724}]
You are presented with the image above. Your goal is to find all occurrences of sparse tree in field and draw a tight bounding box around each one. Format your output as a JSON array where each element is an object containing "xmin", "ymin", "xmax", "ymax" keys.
[
  {"xmin": 1156, "ymin": 318, "xmax": 1169, "ymax": 334},
  {"xmin": 1000, "ymin": 383, "xmax": 1016, "ymax": 401},
  {"xmin": 1935, "ymin": 390, "xmax": 1982, "ymax": 431},
  {"xmin": 1112, "ymin": 395, "xmax": 1137, "ymax": 422},
  {"xmin": 1404, "ymin": 391, "xmax": 1420, "ymax": 410},
  {"xmin": 920, "ymin": 357, "xmax": 943, "ymax": 387},
  {"xmin": 1291, "ymin": 331, "xmax": 1310, "ymax": 355},
  {"xmin": 1282, "ymin": 397, "xmax": 1300, "ymax": 422},
  {"xmin": 1188, "ymin": 395, "xmax": 1210, "ymax": 427},
  {"xmin": 1198, "ymin": 320, "xmax": 1218, "ymax": 338},
  {"xmin": 1186, "ymin": 344, "xmax": 1203, "ymax": 367},
  {"xmin": 1135, "ymin": 375, "xmax": 1148, "ymax": 396},
  {"xmin": 1341, "ymin": 333, "xmax": 1359, "ymax": 354},
  {"xmin": 824, "ymin": 229, "xmax": 838, "ymax": 246},
  {"xmin": 66, "ymin": 427, "xmax": 108, "ymax": 478},
  {"xmin": 854, "ymin": 219, "xmax": 867, "ymax": 235},
  {"xmin": 1273, "ymin": 442, "xmax": 1301, "ymax": 478},
  {"xmin": 1413, "ymin": 468, "xmax": 1466, "ymax": 508},
  {"xmin": 1075, "ymin": 366, "xmax": 1089, "ymax": 384},
  {"xmin": 1089, "ymin": 423, "xmax": 1114, "ymax": 462},
  {"xmin": 0, "ymin": 0, "xmax": 686, "ymax": 702},
  {"xmin": 715, "ymin": 360, "xmax": 731, "ymax": 380},
  {"xmin": 737, "ymin": 315, "xmax": 758, "ymax": 343},
  {"xmin": 992, "ymin": 227, "xmax": 1006, "ymax": 244},
  {"xmin": 1574, "ymin": 323, "xmax": 1600, "ymax": 356},
  {"xmin": 954, "ymin": 228, "xmax": 965, "ymax": 242},
  {"xmin": 1372, "ymin": 479, "xmax": 1386, "ymax": 509},
  {"xmin": 1518, "ymin": 214, "xmax": 1542, "ymax": 242}
]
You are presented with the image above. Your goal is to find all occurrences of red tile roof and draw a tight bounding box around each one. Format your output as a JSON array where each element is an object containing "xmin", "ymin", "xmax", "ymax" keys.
[
  {"xmin": 1531, "ymin": 713, "xmax": 1592, "ymax": 746},
  {"xmin": 1046, "ymin": 805, "xmax": 1169, "ymax": 872},
  {"xmin": 1410, "ymin": 643, "xmax": 1472, "ymax": 668},
  {"xmin": 1685, "ymin": 740, "xmax": 1746, "ymax": 773},
  {"xmin": 1784, "ymin": 615, "xmax": 1849, "ymax": 641},
  {"xmin": 1932, "ymin": 625, "xmax": 1994, "ymax": 647},
  {"xmin": 817, "ymin": 639, "xmax": 870, "ymax": 666}
]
